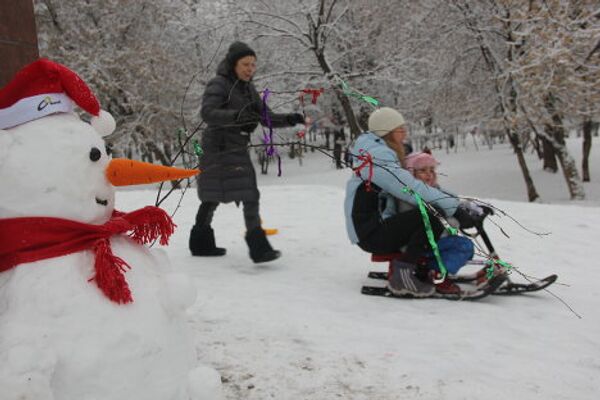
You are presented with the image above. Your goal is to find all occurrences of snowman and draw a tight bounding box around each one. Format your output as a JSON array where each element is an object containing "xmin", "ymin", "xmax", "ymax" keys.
[{"xmin": 0, "ymin": 59, "xmax": 222, "ymax": 400}]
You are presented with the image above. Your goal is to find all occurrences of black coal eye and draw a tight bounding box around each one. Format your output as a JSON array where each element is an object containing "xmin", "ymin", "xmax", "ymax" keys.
[
  {"xmin": 90, "ymin": 147, "xmax": 102, "ymax": 162},
  {"xmin": 105, "ymin": 144, "xmax": 113, "ymax": 156}
]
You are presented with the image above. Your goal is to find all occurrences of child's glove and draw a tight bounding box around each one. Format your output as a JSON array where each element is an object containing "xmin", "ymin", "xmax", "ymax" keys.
[{"xmin": 454, "ymin": 201, "xmax": 486, "ymax": 229}]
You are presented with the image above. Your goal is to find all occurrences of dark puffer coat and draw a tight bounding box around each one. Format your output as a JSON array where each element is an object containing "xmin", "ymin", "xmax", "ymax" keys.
[{"xmin": 197, "ymin": 43, "xmax": 299, "ymax": 203}]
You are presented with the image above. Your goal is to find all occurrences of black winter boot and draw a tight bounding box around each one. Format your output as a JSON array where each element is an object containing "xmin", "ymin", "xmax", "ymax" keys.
[
  {"xmin": 189, "ymin": 226, "xmax": 226, "ymax": 256},
  {"xmin": 245, "ymin": 227, "xmax": 281, "ymax": 263}
]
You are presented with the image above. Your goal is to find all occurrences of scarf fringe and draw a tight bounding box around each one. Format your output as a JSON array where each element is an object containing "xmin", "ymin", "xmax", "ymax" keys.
[
  {"xmin": 126, "ymin": 206, "xmax": 176, "ymax": 246},
  {"xmin": 91, "ymin": 238, "xmax": 133, "ymax": 304}
]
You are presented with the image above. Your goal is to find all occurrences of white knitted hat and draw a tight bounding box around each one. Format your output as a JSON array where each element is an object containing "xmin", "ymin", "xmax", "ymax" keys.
[{"xmin": 368, "ymin": 107, "xmax": 406, "ymax": 137}]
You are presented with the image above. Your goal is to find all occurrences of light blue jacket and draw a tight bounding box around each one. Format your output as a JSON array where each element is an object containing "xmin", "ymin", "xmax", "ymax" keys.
[{"xmin": 344, "ymin": 132, "xmax": 460, "ymax": 244}]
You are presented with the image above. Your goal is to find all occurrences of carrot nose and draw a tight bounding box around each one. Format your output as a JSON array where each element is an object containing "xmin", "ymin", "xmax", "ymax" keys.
[{"xmin": 106, "ymin": 158, "xmax": 199, "ymax": 187}]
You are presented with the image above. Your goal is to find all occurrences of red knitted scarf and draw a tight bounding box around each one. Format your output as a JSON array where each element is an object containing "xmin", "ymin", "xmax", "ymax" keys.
[{"xmin": 0, "ymin": 206, "xmax": 175, "ymax": 304}]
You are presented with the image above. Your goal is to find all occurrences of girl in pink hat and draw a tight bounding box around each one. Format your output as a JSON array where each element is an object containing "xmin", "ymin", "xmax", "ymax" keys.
[
  {"xmin": 402, "ymin": 150, "xmax": 488, "ymax": 294},
  {"xmin": 404, "ymin": 151, "xmax": 439, "ymax": 187}
]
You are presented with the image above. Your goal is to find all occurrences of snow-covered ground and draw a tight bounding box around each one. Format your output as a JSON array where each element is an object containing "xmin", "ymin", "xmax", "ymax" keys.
[{"xmin": 114, "ymin": 137, "xmax": 600, "ymax": 400}]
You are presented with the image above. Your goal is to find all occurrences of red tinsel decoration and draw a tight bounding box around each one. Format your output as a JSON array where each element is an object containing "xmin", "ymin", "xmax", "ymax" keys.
[
  {"xmin": 353, "ymin": 150, "xmax": 374, "ymax": 192},
  {"xmin": 299, "ymin": 88, "xmax": 324, "ymax": 106}
]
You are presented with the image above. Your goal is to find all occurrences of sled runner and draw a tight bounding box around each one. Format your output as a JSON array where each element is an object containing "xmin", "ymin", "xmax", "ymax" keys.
[
  {"xmin": 361, "ymin": 218, "xmax": 558, "ymax": 300},
  {"xmin": 365, "ymin": 270, "xmax": 558, "ymax": 296}
]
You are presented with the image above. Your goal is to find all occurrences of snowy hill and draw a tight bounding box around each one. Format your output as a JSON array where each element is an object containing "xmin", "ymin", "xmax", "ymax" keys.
[{"xmin": 114, "ymin": 140, "xmax": 600, "ymax": 400}]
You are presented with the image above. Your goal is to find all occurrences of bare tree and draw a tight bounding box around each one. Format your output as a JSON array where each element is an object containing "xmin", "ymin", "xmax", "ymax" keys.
[
  {"xmin": 231, "ymin": 0, "xmax": 425, "ymax": 139},
  {"xmin": 34, "ymin": 0, "xmax": 228, "ymax": 164},
  {"xmin": 448, "ymin": 1, "xmax": 540, "ymax": 201},
  {"xmin": 33, "ymin": 0, "xmax": 598, "ymax": 201},
  {"xmin": 507, "ymin": 0, "xmax": 598, "ymax": 199}
]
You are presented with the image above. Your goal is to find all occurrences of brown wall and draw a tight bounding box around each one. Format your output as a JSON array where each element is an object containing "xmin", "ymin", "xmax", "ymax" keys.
[{"xmin": 0, "ymin": 0, "xmax": 39, "ymax": 87}]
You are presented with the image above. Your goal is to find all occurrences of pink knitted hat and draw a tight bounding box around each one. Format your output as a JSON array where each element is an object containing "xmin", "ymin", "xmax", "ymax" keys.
[{"xmin": 404, "ymin": 152, "xmax": 438, "ymax": 171}]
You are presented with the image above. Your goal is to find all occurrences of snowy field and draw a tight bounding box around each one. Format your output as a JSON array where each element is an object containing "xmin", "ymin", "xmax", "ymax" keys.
[{"xmin": 110, "ymin": 137, "xmax": 600, "ymax": 400}]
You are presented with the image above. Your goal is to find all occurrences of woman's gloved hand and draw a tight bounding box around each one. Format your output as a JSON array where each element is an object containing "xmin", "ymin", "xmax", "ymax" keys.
[{"xmin": 286, "ymin": 113, "xmax": 305, "ymax": 125}]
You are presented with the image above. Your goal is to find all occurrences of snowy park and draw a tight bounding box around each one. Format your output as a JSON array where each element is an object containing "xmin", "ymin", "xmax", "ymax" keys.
[
  {"xmin": 124, "ymin": 139, "xmax": 600, "ymax": 400},
  {"xmin": 1, "ymin": 1, "xmax": 599, "ymax": 400}
]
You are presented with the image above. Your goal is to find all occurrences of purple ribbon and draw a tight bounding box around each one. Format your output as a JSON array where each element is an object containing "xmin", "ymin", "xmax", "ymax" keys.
[
  {"xmin": 260, "ymin": 88, "xmax": 282, "ymax": 176},
  {"xmin": 261, "ymin": 89, "xmax": 274, "ymax": 156}
]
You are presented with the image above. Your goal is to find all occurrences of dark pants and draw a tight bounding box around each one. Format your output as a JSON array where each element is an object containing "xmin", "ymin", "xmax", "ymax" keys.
[
  {"xmin": 195, "ymin": 201, "xmax": 261, "ymax": 232},
  {"xmin": 357, "ymin": 209, "xmax": 445, "ymax": 263}
]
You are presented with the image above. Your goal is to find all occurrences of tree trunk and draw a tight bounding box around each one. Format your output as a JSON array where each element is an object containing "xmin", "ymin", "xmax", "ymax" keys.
[
  {"xmin": 557, "ymin": 150, "xmax": 585, "ymax": 199},
  {"xmin": 308, "ymin": 1, "xmax": 362, "ymax": 140},
  {"xmin": 0, "ymin": 0, "xmax": 39, "ymax": 86},
  {"xmin": 504, "ymin": 75, "xmax": 539, "ymax": 202},
  {"xmin": 541, "ymin": 134, "xmax": 558, "ymax": 172},
  {"xmin": 582, "ymin": 119, "xmax": 592, "ymax": 182},
  {"xmin": 554, "ymin": 143, "xmax": 586, "ymax": 200},
  {"xmin": 544, "ymin": 93, "xmax": 585, "ymax": 199},
  {"xmin": 324, "ymin": 128, "xmax": 331, "ymax": 150},
  {"xmin": 532, "ymin": 135, "xmax": 543, "ymax": 160},
  {"xmin": 506, "ymin": 129, "xmax": 539, "ymax": 202},
  {"xmin": 471, "ymin": 132, "xmax": 479, "ymax": 151},
  {"xmin": 313, "ymin": 49, "xmax": 361, "ymax": 139},
  {"xmin": 484, "ymin": 131, "xmax": 493, "ymax": 150}
]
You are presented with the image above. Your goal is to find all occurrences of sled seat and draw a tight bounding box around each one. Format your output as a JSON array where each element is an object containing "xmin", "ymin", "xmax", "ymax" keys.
[{"xmin": 370, "ymin": 253, "xmax": 407, "ymax": 262}]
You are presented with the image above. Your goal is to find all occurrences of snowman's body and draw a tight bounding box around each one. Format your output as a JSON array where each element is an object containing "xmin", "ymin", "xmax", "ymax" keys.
[{"xmin": 0, "ymin": 114, "xmax": 202, "ymax": 399}]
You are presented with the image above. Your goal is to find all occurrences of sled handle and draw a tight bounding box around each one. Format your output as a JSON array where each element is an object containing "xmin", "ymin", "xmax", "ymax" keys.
[
  {"xmin": 459, "ymin": 209, "xmax": 497, "ymax": 258},
  {"xmin": 476, "ymin": 223, "xmax": 497, "ymax": 258}
]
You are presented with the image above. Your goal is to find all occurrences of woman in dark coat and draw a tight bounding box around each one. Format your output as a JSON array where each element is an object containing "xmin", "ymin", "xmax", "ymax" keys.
[{"xmin": 189, "ymin": 41, "xmax": 304, "ymax": 263}]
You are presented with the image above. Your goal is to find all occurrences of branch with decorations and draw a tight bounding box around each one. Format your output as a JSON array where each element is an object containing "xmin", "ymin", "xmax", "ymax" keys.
[{"xmin": 152, "ymin": 76, "xmax": 568, "ymax": 308}]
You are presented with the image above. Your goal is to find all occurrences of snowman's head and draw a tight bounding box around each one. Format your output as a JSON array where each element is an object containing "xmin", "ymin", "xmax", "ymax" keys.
[
  {"xmin": 0, "ymin": 59, "xmax": 199, "ymax": 225},
  {"xmin": 0, "ymin": 113, "xmax": 115, "ymax": 223}
]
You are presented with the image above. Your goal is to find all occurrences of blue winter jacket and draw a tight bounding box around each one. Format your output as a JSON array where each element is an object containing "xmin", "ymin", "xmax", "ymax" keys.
[{"xmin": 344, "ymin": 132, "xmax": 460, "ymax": 244}]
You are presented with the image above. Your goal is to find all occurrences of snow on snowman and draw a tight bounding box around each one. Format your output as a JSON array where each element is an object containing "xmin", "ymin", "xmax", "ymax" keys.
[{"xmin": 0, "ymin": 59, "xmax": 222, "ymax": 400}]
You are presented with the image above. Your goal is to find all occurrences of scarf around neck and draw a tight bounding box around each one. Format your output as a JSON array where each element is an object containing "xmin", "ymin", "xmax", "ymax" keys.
[{"xmin": 0, "ymin": 206, "xmax": 175, "ymax": 304}]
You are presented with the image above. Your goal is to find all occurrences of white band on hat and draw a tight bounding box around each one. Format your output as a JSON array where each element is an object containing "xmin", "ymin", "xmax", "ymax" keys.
[{"xmin": 0, "ymin": 93, "xmax": 74, "ymax": 129}]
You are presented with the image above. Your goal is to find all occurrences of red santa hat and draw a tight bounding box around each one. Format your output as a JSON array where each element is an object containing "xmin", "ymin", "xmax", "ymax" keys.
[{"xmin": 0, "ymin": 58, "xmax": 115, "ymax": 136}]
